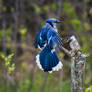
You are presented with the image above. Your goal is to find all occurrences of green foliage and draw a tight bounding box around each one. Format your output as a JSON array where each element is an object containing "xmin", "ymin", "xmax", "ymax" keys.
[
  {"xmin": 41, "ymin": 21, "xmax": 45, "ymax": 26},
  {"xmin": 21, "ymin": 62, "xmax": 27, "ymax": 71},
  {"xmin": 84, "ymin": 23, "xmax": 91, "ymax": 31},
  {"xmin": 83, "ymin": 11, "xmax": 87, "ymax": 20},
  {"xmin": 80, "ymin": 36, "xmax": 89, "ymax": 52},
  {"xmin": 63, "ymin": 2, "xmax": 83, "ymax": 32},
  {"xmin": 51, "ymin": 4, "xmax": 57, "ymax": 11},
  {"xmin": 10, "ymin": 7, "xmax": 15, "ymax": 12},
  {"xmin": 0, "ymin": 53, "xmax": 15, "ymax": 74},
  {"xmin": 70, "ymin": 19, "xmax": 81, "ymax": 26},
  {"xmin": 0, "ymin": 29, "xmax": 2, "ymax": 39},
  {"xmin": 83, "ymin": 0, "xmax": 88, "ymax": 3},
  {"xmin": 42, "ymin": 6, "xmax": 49, "ymax": 12},
  {"xmin": 19, "ymin": 78, "xmax": 30, "ymax": 92},
  {"xmin": 33, "ymin": 4, "xmax": 41, "ymax": 14},
  {"xmin": 0, "ymin": 0, "xmax": 2, "ymax": 3},
  {"xmin": 63, "ymin": 2, "xmax": 77, "ymax": 18},
  {"xmin": 2, "ymin": 6, "xmax": 7, "ymax": 12},
  {"xmin": 70, "ymin": 19, "xmax": 83, "ymax": 32},
  {"xmin": 85, "ymin": 85, "xmax": 92, "ymax": 92},
  {"xmin": 19, "ymin": 28, "xmax": 27, "ymax": 36},
  {"xmin": 0, "ymin": 28, "xmax": 12, "ymax": 41},
  {"xmin": 62, "ymin": 80, "xmax": 71, "ymax": 92}
]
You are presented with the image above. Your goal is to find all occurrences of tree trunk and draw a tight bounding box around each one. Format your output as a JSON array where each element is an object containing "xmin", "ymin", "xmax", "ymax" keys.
[
  {"xmin": 61, "ymin": 36, "xmax": 88, "ymax": 92},
  {"xmin": 71, "ymin": 51, "xmax": 86, "ymax": 92}
]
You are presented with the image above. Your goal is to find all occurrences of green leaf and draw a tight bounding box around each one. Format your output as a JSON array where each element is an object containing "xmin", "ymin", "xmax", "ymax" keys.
[
  {"xmin": 19, "ymin": 28, "xmax": 27, "ymax": 35},
  {"xmin": 63, "ymin": 2, "xmax": 77, "ymax": 18},
  {"xmin": 70, "ymin": 19, "xmax": 83, "ymax": 32},
  {"xmin": 0, "ymin": 52, "xmax": 5, "ymax": 59},
  {"xmin": 70, "ymin": 19, "xmax": 81, "ymax": 25},
  {"xmin": 43, "ymin": 6, "xmax": 49, "ymax": 12},
  {"xmin": 33, "ymin": 4, "xmax": 41, "ymax": 14},
  {"xmin": 11, "ymin": 7, "xmax": 15, "ymax": 12},
  {"xmin": 3, "ymin": 6, "xmax": 7, "ymax": 12},
  {"xmin": 51, "ymin": 4, "xmax": 57, "ymax": 11},
  {"xmin": 5, "ymin": 61, "xmax": 10, "ymax": 67},
  {"xmin": 84, "ymin": 23, "xmax": 90, "ymax": 31},
  {"xmin": 21, "ymin": 62, "xmax": 27, "ymax": 71},
  {"xmin": 8, "ymin": 63, "xmax": 15, "ymax": 74}
]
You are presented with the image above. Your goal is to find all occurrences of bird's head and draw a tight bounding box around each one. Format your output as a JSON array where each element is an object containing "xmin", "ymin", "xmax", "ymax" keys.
[{"xmin": 46, "ymin": 18, "xmax": 61, "ymax": 29}]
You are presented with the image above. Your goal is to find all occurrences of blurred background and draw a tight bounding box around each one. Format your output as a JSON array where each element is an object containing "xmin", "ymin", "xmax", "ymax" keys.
[{"xmin": 0, "ymin": 0, "xmax": 92, "ymax": 92}]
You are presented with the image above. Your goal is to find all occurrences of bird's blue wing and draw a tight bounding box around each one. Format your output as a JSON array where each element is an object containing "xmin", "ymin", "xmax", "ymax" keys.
[
  {"xmin": 47, "ymin": 29, "xmax": 63, "ymax": 50},
  {"xmin": 35, "ymin": 26, "xmax": 47, "ymax": 49}
]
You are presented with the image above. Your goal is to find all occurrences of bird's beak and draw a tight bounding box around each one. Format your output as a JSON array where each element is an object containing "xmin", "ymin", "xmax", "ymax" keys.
[
  {"xmin": 56, "ymin": 19, "xmax": 62, "ymax": 23},
  {"xmin": 56, "ymin": 17, "xmax": 64, "ymax": 23}
]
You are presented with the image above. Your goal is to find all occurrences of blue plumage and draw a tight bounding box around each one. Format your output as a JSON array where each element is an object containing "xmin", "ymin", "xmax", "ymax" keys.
[
  {"xmin": 35, "ymin": 27, "xmax": 47, "ymax": 49},
  {"xmin": 35, "ymin": 18, "xmax": 63, "ymax": 73},
  {"xmin": 40, "ymin": 45, "xmax": 60, "ymax": 72}
]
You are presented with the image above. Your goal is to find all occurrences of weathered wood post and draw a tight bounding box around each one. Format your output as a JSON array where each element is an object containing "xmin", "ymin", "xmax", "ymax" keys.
[
  {"xmin": 71, "ymin": 50, "xmax": 88, "ymax": 92},
  {"xmin": 61, "ymin": 36, "xmax": 88, "ymax": 92}
]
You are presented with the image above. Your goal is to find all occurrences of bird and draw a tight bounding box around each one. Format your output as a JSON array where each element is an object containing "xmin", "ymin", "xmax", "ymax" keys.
[{"xmin": 35, "ymin": 18, "xmax": 63, "ymax": 73}]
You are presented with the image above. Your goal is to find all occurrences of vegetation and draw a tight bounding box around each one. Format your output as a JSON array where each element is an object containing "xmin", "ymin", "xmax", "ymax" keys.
[{"xmin": 0, "ymin": 0, "xmax": 92, "ymax": 92}]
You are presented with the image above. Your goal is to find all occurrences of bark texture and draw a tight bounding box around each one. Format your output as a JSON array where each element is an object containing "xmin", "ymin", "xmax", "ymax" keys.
[
  {"xmin": 61, "ymin": 36, "xmax": 88, "ymax": 92},
  {"xmin": 71, "ymin": 52, "xmax": 86, "ymax": 92}
]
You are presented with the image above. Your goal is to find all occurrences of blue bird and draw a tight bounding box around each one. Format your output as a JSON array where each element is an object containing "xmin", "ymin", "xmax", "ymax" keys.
[{"xmin": 35, "ymin": 18, "xmax": 63, "ymax": 73}]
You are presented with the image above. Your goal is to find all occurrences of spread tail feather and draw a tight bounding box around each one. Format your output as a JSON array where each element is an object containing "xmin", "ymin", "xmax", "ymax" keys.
[{"xmin": 36, "ymin": 45, "xmax": 63, "ymax": 73}]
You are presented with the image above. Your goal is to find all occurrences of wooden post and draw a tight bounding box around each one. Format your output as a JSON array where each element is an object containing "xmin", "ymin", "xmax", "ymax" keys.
[
  {"xmin": 61, "ymin": 36, "xmax": 88, "ymax": 92},
  {"xmin": 71, "ymin": 51, "xmax": 88, "ymax": 92}
]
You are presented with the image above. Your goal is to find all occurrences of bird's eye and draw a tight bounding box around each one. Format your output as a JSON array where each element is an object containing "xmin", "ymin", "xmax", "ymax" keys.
[{"xmin": 48, "ymin": 22, "xmax": 53, "ymax": 27}]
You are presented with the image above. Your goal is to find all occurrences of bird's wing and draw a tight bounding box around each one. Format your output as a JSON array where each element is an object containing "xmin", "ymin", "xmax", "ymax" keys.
[
  {"xmin": 35, "ymin": 26, "xmax": 47, "ymax": 50},
  {"xmin": 47, "ymin": 29, "xmax": 63, "ymax": 50}
]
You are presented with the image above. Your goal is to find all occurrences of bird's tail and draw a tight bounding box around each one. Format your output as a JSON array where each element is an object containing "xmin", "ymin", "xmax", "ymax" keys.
[{"xmin": 36, "ymin": 45, "xmax": 63, "ymax": 73}]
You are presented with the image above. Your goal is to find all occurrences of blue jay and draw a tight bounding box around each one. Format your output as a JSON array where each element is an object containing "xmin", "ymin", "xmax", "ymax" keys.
[{"xmin": 35, "ymin": 18, "xmax": 63, "ymax": 73}]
